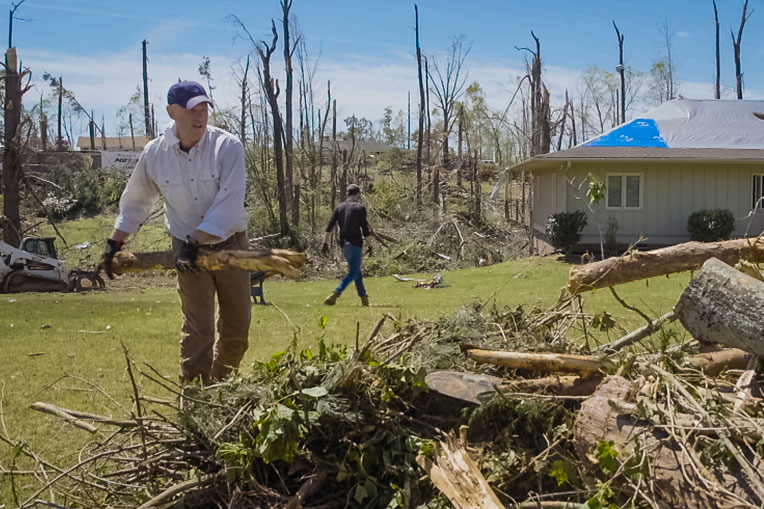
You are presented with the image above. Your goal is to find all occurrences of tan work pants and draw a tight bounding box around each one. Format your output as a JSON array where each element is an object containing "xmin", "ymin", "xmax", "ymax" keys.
[{"xmin": 173, "ymin": 231, "xmax": 251, "ymax": 383}]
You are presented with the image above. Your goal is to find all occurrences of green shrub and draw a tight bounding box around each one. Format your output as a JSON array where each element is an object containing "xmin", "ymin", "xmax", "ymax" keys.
[
  {"xmin": 546, "ymin": 210, "xmax": 588, "ymax": 255},
  {"xmin": 43, "ymin": 154, "xmax": 129, "ymax": 218},
  {"xmin": 687, "ymin": 209, "xmax": 735, "ymax": 242}
]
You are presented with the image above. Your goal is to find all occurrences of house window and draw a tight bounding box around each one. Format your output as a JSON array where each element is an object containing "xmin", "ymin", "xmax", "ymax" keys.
[
  {"xmin": 606, "ymin": 173, "xmax": 642, "ymax": 209},
  {"xmin": 753, "ymin": 175, "xmax": 764, "ymax": 210}
]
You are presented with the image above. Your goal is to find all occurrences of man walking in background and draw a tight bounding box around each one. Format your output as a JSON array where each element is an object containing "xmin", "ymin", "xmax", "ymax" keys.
[
  {"xmin": 322, "ymin": 184, "xmax": 371, "ymax": 306},
  {"xmin": 101, "ymin": 80, "xmax": 251, "ymax": 384}
]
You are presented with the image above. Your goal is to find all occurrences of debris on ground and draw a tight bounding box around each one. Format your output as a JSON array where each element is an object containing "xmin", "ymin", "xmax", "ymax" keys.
[{"xmin": 7, "ymin": 251, "xmax": 764, "ymax": 508}]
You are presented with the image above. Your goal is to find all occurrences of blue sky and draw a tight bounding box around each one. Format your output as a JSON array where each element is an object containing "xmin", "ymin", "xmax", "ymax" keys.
[{"xmin": 13, "ymin": 0, "xmax": 764, "ymax": 138}]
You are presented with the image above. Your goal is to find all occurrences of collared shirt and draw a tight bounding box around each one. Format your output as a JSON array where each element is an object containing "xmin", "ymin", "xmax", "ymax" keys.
[
  {"xmin": 325, "ymin": 195, "xmax": 370, "ymax": 248},
  {"xmin": 115, "ymin": 122, "xmax": 249, "ymax": 242}
]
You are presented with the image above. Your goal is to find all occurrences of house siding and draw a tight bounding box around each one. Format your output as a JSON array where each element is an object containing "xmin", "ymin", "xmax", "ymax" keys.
[{"xmin": 536, "ymin": 161, "xmax": 764, "ymax": 246}]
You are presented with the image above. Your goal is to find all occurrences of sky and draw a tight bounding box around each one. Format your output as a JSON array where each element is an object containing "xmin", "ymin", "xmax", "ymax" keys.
[{"xmin": 12, "ymin": 0, "xmax": 764, "ymax": 140}]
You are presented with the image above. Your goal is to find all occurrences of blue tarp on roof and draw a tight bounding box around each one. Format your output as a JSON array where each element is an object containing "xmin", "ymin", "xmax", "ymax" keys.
[{"xmin": 584, "ymin": 118, "xmax": 668, "ymax": 148}]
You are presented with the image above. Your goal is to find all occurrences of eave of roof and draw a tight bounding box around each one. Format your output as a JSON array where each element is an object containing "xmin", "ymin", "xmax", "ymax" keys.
[{"xmin": 510, "ymin": 146, "xmax": 764, "ymax": 173}]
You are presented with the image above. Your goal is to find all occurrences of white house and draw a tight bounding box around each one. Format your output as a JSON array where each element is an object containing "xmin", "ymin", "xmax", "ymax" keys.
[{"xmin": 510, "ymin": 99, "xmax": 764, "ymax": 249}]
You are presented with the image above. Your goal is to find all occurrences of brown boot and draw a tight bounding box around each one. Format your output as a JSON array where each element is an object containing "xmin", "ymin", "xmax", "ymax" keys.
[
  {"xmin": 324, "ymin": 291, "xmax": 339, "ymax": 305},
  {"xmin": 360, "ymin": 295, "xmax": 369, "ymax": 307}
]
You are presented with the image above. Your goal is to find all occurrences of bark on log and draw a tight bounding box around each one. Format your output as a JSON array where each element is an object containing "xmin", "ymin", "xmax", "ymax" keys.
[
  {"xmin": 674, "ymin": 258, "xmax": 764, "ymax": 354},
  {"xmin": 415, "ymin": 433, "xmax": 503, "ymax": 509},
  {"xmin": 569, "ymin": 237, "xmax": 764, "ymax": 294},
  {"xmin": 574, "ymin": 376, "xmax": 721, "ymax": 508},
  {"xmin": 110, "ymin": 249, "xmax": 308, "ymax": 278},
  {"xmin": 463, "ymin": 347, "xmax": 615, "ymax": 376},
  {"xmin": 690, "ymin": 348, "xmax": 754, "ymax": 377}
]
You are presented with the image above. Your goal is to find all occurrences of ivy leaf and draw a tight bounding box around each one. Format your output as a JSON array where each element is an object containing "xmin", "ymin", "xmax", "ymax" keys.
[
  {"xmin": 354, "ymin": 483, "xmax": 368, "ymax": 503},
  {"xmin": 318, "ymin": 315, "xmax": 328, "ymax": 329},
  {"xmin": 596, "ymin": 440, "xmax": 620, "ymax": 476}
]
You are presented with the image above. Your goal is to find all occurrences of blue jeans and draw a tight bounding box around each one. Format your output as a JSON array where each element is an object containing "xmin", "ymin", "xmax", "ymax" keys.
[{"xmin": 335, "ymin": 244, "xmax": 367, "ymax": 297}]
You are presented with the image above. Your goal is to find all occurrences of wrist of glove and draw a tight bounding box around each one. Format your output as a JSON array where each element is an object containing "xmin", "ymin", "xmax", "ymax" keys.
[
  {"xmin": 101, "ymin": 238, "xmax": 124, "ymax": 280},
  {"xmin": 176, "ymin": 236, "xmax": 200, "ymax": 273}
]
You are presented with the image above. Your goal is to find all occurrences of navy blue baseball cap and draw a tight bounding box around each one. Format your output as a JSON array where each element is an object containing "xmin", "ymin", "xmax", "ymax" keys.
[{"xmin": 167, "ymin": 80, "xmax": 213, "ymax": 109}]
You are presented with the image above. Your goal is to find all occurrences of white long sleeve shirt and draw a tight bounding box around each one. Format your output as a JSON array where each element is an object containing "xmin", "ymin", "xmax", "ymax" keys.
[{"xmin": 115, "ymin": 122, "xmax": 249, "ymax": 242}]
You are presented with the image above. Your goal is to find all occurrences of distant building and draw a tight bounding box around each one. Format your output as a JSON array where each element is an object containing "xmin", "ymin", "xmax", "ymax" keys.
[{"xmin": 511, "ymin": 99, "xmax": 764, "ymax": 249}]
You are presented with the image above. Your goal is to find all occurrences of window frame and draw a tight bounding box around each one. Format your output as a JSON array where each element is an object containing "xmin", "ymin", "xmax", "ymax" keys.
[
  {"xmin": 605, "ymin": 172, "xmax": 643, "ymax": 211},
  {"xmin": 753, "ymin": 174, "xmax": 764, "ymax": 210}
]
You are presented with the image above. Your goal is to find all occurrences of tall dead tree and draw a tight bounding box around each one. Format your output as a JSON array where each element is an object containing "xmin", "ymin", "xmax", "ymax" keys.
[
  {"xmin": 414, "ymin": 4, "xmax": 425, "ymax": 208},
  {"xmin": 518, "ymin": 32, "xmax": 550, "ymax": 156},
  {"xmin": 2, "ymin": 47, "xmax": 29, "ymax": 247},
  {"xmin": 731, "ymin": 0, "xmax": 750, "ymax": 100},
  {"xmin": 142, "ymin": 40, "xmax": 152, "ymax": 139},
  {"xmin": 330, "ymin": 98, "xmax": 338, "ymax": 207},
  {"xmin": 256, "ymin": 21, "xmax": 289, "ymax": 235},
  {"xmin": 238, "ymin": 55, "xmax": 250, "ymax": 146},
  {"xmin": 281, "ymin": 0, "xmax": 299, "ymax": 226},
  {"xmin": 613, "ymin": 21, "xmax": 625, "ymax": 124},
  {"xmin": 430, "ymin": 35, "xmax": 470, "ymax": 206},
  {"xmin": 713, "ymin": 1, "xmax": 721, "ymax": 99}
]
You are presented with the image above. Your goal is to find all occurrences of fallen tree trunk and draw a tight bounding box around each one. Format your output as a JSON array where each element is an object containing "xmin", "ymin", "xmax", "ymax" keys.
[
  {"xmin": 110, "ymin": 248, "xmax": 308, "ymax": 278},
  {"xmin": 569, "ymin": 237, "xmax": 764, "ymax": 294},
  {"xmin": 574, "ymin": 376, "xmax": 726, "ymax": 508},
  {"xmin": 415, "ymin": 433, "xmax": 503, "ymax": 509},
  {"xmin": 462, "ymin": 347, "xmax": 615, "ymax": 376},
  {"xmin": 674, "ymin": 258, "xmax": 764, "ymax": 354}
]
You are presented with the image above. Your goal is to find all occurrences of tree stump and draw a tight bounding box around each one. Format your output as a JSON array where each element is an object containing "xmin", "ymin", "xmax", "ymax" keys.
[{"xmin": 674, "ymin": 258, "xmax": 764, "ymax": 353}]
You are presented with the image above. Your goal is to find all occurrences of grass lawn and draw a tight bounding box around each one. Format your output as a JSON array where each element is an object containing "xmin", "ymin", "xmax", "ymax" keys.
[{"xmin": 0, "ymin": 245, "xmax": 692, "ymax": 504}]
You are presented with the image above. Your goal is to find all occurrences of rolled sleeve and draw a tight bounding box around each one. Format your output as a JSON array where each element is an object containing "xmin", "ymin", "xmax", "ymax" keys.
[
  {"xmin": 114, "ymin": 152, "xmax": 160, "ymax": 234},
  {"xmin": 197, "ymin": 138, "xmax": 247, "ymax": 239}
]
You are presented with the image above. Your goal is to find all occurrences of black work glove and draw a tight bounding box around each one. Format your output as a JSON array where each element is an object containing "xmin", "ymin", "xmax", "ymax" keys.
[
  {"xmin": 176, "ymin": 236, "xmax": 200, "ymax": 273},
  {"xmin": 366, "ymin": 245, "xmax": 373, "ymax": 257},
  {"xmin": 321, "ymin": 243, "xmax": 329, "ymax": 256},
  {"xmin": 101, "ymin": 238, "xmax": 124, "ymax": 280}
]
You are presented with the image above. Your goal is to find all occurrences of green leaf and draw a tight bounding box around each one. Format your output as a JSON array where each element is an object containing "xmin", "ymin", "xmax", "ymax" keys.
[
  {"xmin": 301, "ymin": 386, "xmax": 328, "ymax": 398},
  {"xmin": 354, "ymin": 483, "xmax": 368, "ymax": 503},
  {"xmin": 318, "ymin": 315, "xmax": 328, "ymax": 329},
  {"xmin": 550, "ymin": 460, "xmax": 570, "ymax": 486},
  {"xmin": 596, "ymin": 440, "xmax": 620, "ymax": 476}
]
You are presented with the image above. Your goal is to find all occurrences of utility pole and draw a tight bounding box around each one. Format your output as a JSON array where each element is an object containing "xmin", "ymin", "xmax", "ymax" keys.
[
  {"xmin": 613, "ymin": 21, "xmax": 625, "ymax": 124},
  {"xmin": 142, "ymin": 40, "xmax": 152, "ymax": 138}
]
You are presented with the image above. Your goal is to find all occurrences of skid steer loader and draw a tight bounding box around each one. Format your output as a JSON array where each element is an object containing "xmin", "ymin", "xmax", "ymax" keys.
[{"xmin": 0, "ymin": 237, "xmax": 104, "ymax": 293}]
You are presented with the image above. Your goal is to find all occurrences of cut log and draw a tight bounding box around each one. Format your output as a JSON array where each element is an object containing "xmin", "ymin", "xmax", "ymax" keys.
[
  {"xmin": 674, "ymin": 258, "xmax": 764, "ymax": 354},
  {"xmin": 425, "ymin": 371, "xmax": 602, "ymax": 403},
  {"xmin": 110, "ymin": 248, "xmax": 308, "ymax": 278},
  {"xmin": 569, "ymin": 237, "xmax": 764, "ymax": 294},
  {"xmin": 462, "ymin": 347, "xmax": 615, "ymax": 376},
  {"xmin": 689, "ymin": 348, "xmax": 754, "ymax": 377},
  {"xmin": 415, "ymin": 433, "xmax": 503, "ymax": 509},
  {"xmin": 574, "ymin": 376, "xmax": 721, "ymax": 508}
]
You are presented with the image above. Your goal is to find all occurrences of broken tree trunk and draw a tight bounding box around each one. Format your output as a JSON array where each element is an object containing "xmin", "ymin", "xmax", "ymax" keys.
[
  {"xmin": 415, "ymin": 432, "xmax": 503, "ymax": 509},
  {"xmin": 574, "ymin": 376, "xmax": 722, "ymax": 508},
  {"xmin": 462, "ymin": 347, "xmax": 615, "ymax": 376},
  {"xmin": 109, "ymin": 249, "xmax": 308, "ymax": 278},
  {"xmin": 569, "ymin": 237, "xmax": 764, "ymax": 294},
  {"xmin": 674, "ymin": 257, "xmax": 764, "ymax": 354}
]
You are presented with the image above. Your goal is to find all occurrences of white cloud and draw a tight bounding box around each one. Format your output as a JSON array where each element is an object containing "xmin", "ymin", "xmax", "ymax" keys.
[{"xmin": 21, "ymin": 46, "xmax": 759, "ymax": 139}]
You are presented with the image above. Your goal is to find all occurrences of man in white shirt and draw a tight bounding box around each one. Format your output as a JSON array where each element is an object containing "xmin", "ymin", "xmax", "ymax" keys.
[{"xmin": 101, "ymin": 80, "xmax": 251, "ymax": 383}]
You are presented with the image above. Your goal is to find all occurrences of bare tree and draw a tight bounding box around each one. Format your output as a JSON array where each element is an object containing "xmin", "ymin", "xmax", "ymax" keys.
[
  {"xmin": 517, "ymin": 32, "xmax": 550, "ymax": 156},
  {"xmin": 2, "ymin": 48, "xmax": 31, "ymax": 246},
  {"xmin": 713, "ymin": 0, "xmax": 721, "ymax": 99},
  {"xmin": 429, "ymin": 34, "xmax": 470, "ymax": 204},
  {"xmin": 281, "ymin": 0, "xmax": 300, "ymax": 225},
  {"xmin": 731, "ymin": 0, "xmax": 751, "ymax": 100},
  {"xmin": 231, "ymin": 17, "xmax": 290, "ymax": 235},
  {"xmin": 414, "ymin": 4, "xmax": 425, "ymax": 208}
]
